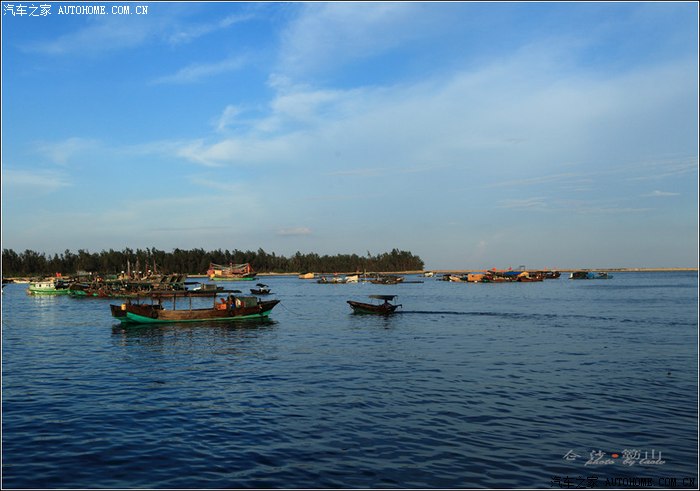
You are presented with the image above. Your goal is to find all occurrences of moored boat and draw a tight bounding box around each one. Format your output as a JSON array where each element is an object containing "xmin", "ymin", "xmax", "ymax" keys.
[
  {"xmin": 110, "ymin": 290, "xmax": 280, "ymax": 324},
  {"xmin": 207, "ymin": 262, "xmax": 257, "ymax": 281},
  {"xmin": 298, "ymin": 272, "xmax": 315, "ymax": 280},
  {"xmin": 190, "ymin": 282, "xmax": 224, "ymax": 295},
  {"xmin": 68, "ymin": 274, "xmax": 194, "ymax": 298},
  {"xmin": 317, "ymin": 275, "xmax": 349, "ymax": 284},
  {"xmin": 569, "ymin": 271, "xmax": 613, "ymax": 280},
  {"xmin": 369, "ymin": 275, "xmax": 404, "ymax": 285},
  {"xmin": 467, "ymin": 273, "xmax": 488, "ymax": 283},
  {"xmin": 347, "ymin": 295, "xmax": 402, "ymax": 315},
  {"xmin": 515, "ymin": 271, "xmax": 544, "ymax": 282},
  {"xmin": 543, "ymin": 270, "xmax": 561, "ymax": 279},
  {"xmin": 27, "ymin": 277, "xmax": 71, "ymax": 295}
]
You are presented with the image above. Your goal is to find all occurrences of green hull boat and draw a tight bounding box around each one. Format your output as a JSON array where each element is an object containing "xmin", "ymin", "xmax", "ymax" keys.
[
  {"xmin": 27, "ymin": 279, "xmax": 70, "ymax": 295},
  {"xmin": 110, "ymin": 291, "xmax": 279, "ymax": 325}
]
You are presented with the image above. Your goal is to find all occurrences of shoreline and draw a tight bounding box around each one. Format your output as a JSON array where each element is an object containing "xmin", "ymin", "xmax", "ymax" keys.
[
  {"xmin": 229, "ymin": 267, "xmax": 699, "ymax": 277},
  {"xmin": 5, "ymin": 268, "xmax": 697, "ymax": 282}
]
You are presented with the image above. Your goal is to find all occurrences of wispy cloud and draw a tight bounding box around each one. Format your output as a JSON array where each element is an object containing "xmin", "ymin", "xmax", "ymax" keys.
[
  {"xmin": 490, "ymin": 172, "xmax": 588, "ymax": 188},
  {"xmin": 277, "ymin": 2, "xmax": 447, "ymax": 79},
  {"xmin": 277, "ymin": 227, "xmax": 312, "ymax": 236},
  {"xmin": 574, "ymin": 206, "xmax": 653, "ymax": 214},
  {"xmin": 166, "ymin": 13, "xmax": 254, "ymax": 45},
  {"xmin": 643, "ymin": 190, "xmax": 680, "ymax": 197},
  {"xmin": 625, "ymin": 156, "xmax": 698, "ymax": 182},
  {"xmin": 152, "ymin": 55, "xmax": 247, "ymax": 84},
  {"xmin": 173, "ymin": 53, "xmax": 696, "ymax": 189},
  {"xmin": 24, "ymin": 16, "xmax": 154, "ymax": 55},
  {"xmin": 189, "ymin": 175, "xmax": 247, "ymax": 193},
  {"xmin": 326, "ymin": 167, "xmax": 388, "ymax": 177},
  {"xmin": 215, "ymin": 105, "xmax": 242, "ymax": 133},
  {"xmin": 36, "ymin": 137, "xmax": 100, "ymax": 165},
  {"xmin": 151, "ymin": 225, "xmax": 231, "ymax": 233},
  {"xmin": 21, "ymin": 7, "xmax": 249, "ymax": 56},
  {"xmin": 498, "ymin": 197, "xmax": 549, "ymax": 211},
  {"xmin": 2, "ymin": 168, "xmax": 71, "ymax": 192}
]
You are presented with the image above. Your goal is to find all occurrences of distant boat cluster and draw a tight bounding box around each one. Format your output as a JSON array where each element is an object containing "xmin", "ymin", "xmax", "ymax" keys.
[
  {"xmin": 436, "ymin": 269, "xmax": 561, "ymax": 282},
  {"xmin": 433, "ymin": 269, "xmax": 613, "ymax": 282},
  {"xmin": 6, "ymin": 265, "xmax": 616, "ymax": 324},
  {"xmin": 24, "ymin": 272, "xmax": 221, "ymax": 298},
  {"xmin": 313, "ymin": 273, "xmax": 409, "ymax": 284},
  {"xmin": 13, "ymin": 264, "xmax": 278, "ymax": 325}
]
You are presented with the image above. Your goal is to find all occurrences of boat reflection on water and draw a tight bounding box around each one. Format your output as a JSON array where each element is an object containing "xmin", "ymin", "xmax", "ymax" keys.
[{"xmin": 111, "ymin": 317, "xmax": 278, "ymax": 347}]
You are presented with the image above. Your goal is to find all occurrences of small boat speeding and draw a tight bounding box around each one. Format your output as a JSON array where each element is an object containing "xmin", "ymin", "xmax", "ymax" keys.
[
  {"xmin": 347, "ymin": 295, "xmax": 402, "ymax": 315},
  {"xmin": 250, "ymin": 283, "xmax": 272, "ymax": 295}
]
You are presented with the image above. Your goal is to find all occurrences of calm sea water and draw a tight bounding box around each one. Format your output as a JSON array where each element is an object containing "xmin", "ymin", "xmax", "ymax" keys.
[{"xmin": 2, "ymin": 272, "xmax": 698, "ymax": 489}]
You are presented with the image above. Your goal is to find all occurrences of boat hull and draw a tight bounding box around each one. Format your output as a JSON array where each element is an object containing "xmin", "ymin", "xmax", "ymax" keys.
[
  {"xmin": 27, "ymin": 288, "xmax": 70, "ymax": 295},
  {"xmin": 347, "ymin": 300, "xmax": 400, "ymax": 315},
  {"xmin": 569, "ymin": 271, "xmax": 613, "ymax": 280},
  {"xmin": 27, "ymin": 281, "xmax": 70, "ymax": 295},
  {"xmin": 210, "ymin": 276, "xmax": 256, "ymax": 281}
]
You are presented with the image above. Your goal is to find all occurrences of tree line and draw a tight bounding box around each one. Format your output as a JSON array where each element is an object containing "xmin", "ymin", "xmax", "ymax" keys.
[{"xmin": 1, "ymin": 247, "xmax": 424, "ymax": 277}]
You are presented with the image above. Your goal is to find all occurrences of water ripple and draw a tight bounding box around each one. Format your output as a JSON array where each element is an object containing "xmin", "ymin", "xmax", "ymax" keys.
[{"xmin": 2, "ymin": 272, "xmax": 697, "ymax": 488}]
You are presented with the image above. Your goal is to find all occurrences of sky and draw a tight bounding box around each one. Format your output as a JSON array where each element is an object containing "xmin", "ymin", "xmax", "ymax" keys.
[{"xmin": 1, "ymin": 1, "xmax": 698, "ymax": 270}]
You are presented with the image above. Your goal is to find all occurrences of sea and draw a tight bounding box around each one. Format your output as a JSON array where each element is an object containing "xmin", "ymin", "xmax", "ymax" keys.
[{"xmin": 2, "ymin": 271, "xmax": 698, "ymax": 489}]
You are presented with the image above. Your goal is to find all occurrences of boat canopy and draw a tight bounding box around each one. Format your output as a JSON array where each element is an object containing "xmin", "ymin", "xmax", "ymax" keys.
[
  {"xmin": 369, "ymin": 295, "xmax": 397, "ymax": 300},
  {"xmin": 149, "ymin": 288, "xmax": 242, "ymax": 298},
  {"xmin": 208, "ymin": 262, "xmax": 253, "ymax": 275}
]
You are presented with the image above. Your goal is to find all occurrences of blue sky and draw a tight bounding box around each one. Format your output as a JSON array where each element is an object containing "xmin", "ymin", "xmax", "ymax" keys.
[{"xmin": 2, "ymin": 1, "xmax": 698, "ymax": 270}]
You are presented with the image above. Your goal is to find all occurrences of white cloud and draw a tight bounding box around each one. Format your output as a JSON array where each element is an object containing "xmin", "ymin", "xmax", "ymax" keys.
[
  {"xmin": 22, "ymin": 7, "xmax": 249, "ymax": 56},
  {"xmin": 152, "ymin": 55, "xmax": 247, "ymax": 84},
  {"xmin": 174, "ymin": 53, "xmax": 696, "ymax": 189},
  {"xmin": 626, "ymin": 156, "xmax": 698, "ymax": 182},
  {"xmin": 2, "ymin": 168, "xmax": 71, "ymax": 193},
  {"xmin": 498, "ymin": 197, "xmax": 549, "ymax": 211},
  {"xmin": 277, "ymin": 2, "xmax": 444, "ymax": 79},
  {"xmin": 215, "ymin": 105, "xmax": 242, "ymax": 133},
  {"xmin": 644, "ymin": 190, "xmax": 681, "ymax": 197},
  {"xmin": 188, "ymin": 175, "xmax": 247, "ymax": 193},
  {"xmin": 25, "ymin": 16, "xmax": 154, "ymax": 55},
  {"xmin": 37, "ymin": 137, "xmax": 100, "ymax": 165},
  {"xmin": 277, "ymin": 227, "xmax": 312, "ymax": 236},
  {"xmin": 574, "ymin": 206, "xmax": 653, "ymax": 214},
  {"xmin": 167, "ymin": 13, "xmax": 254, "ymax": 45}
]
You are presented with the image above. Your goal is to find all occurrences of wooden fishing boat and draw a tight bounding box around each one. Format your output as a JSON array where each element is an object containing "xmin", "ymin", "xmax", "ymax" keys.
[
  {"xmin": 190, "ymin": 282, "xmax": 224, "ymax": 294},
  {"xmin": 317, "ymin": 275, "xmax": 347, "ymax": 284},
  {"xmin": 467, "ymin": 273, "xmax": 488, "ymax": 283},
  {"xmin": 347, "ymin": 295, "xmax": 402, "ymax": 315},
  {"xmin": 250, "ymin": 283, "xmax": 272, "ymax": 295},
  {"xmin": 369, "ymin": 275, "xmax": 404, "ymax": 285},
  {"xmin": 68, "ymin": 274, "xmax": 205, "ymax": 299},
  {"xmin": 569, "ymin": 271, "xmax": 613, "ymax": 280},
  {"xmin": 27, "ymin": 278, "xmax": 71, "ymax": 295},
  {"xmin": 207, "ymin": 262, "xmax": 256, "ymax": 281},
  {"xmin": 298, "ymin": 272, "xmax": 315, "ymax": 280},
  {"xmin": 110, "ymin": 290, "xmax": 280, "ymax": 324},
  {"xmin": 515, "ymin": 271, "xmax": 544, "ymax": 282}
]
